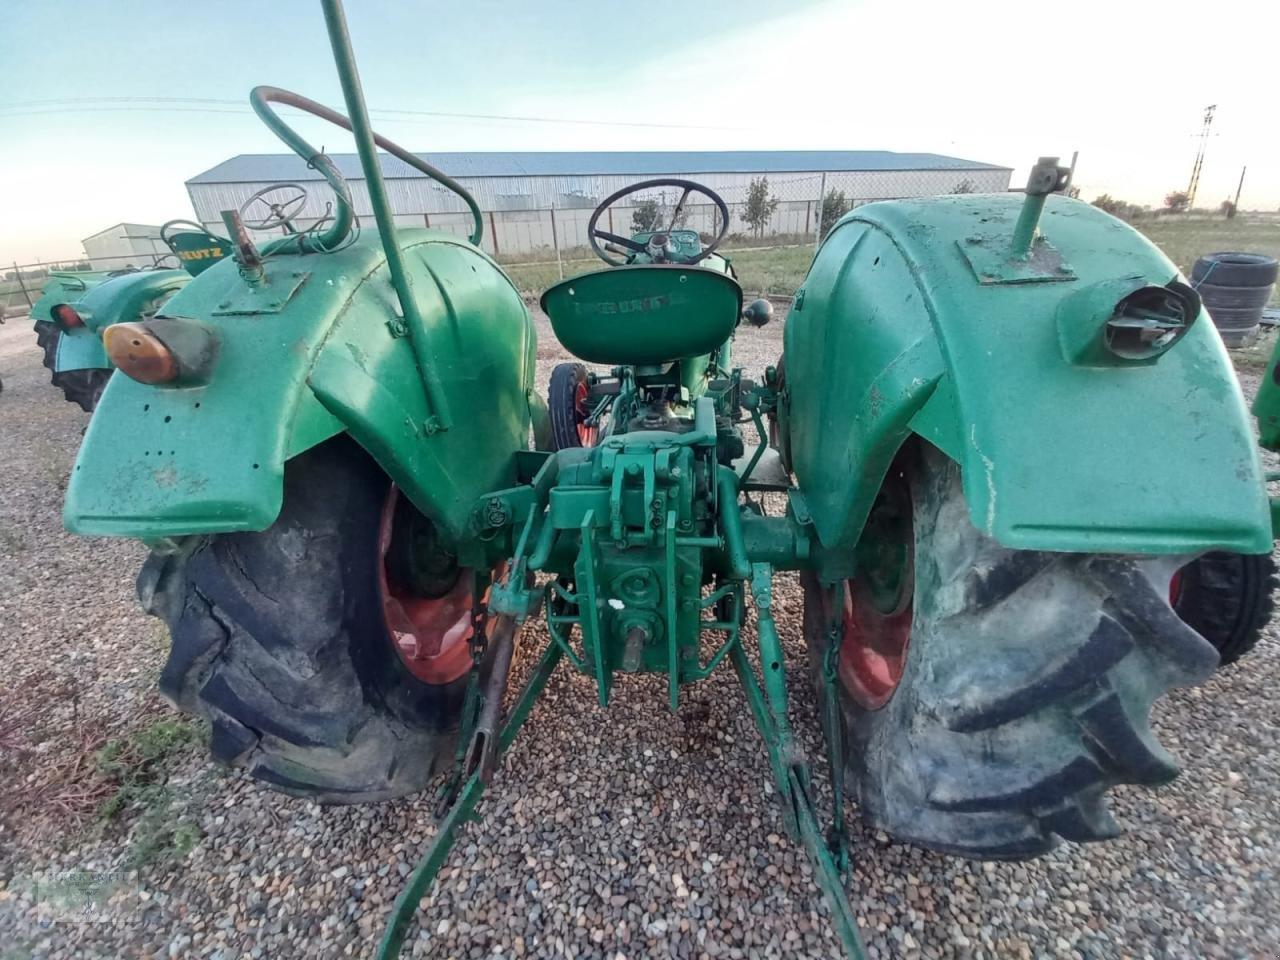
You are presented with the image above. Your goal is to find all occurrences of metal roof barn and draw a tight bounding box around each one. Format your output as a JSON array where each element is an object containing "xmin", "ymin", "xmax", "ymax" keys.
[
  {"xmin": 81, "ymin": 223, "xmax": 170, "ymax": 271},
  {"xmin": 185, "ymin": 150, "xmax": 1012, "ymax": 258}
]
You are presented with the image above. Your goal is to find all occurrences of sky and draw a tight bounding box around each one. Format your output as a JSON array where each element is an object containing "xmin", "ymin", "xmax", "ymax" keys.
[{"xmin": 2, "ymin": 0, "xmax": 1277, "ymax": 263}]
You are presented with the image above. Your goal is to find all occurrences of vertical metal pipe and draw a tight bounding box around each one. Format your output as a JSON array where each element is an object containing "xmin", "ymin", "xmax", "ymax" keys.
[
  {"xmin": 12, "ymin": 262, "xmax": 32, "ymax": 307},
  {"xmin": 550, "ymin": 206, "xmax": 564, "ymax": 280},
  {"xmin": 318, "ymin": 0, "xmax": 452, "ymax": 429},
  {"xmin": 1009, "ymin": 193, "xmax": 1045, "ymax": 260},
  {"xmin": 814, "ymin": 172, "xmax": 827, "ymax": 244}
]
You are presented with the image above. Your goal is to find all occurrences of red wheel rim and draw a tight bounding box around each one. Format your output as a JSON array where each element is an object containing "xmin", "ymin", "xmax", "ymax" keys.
[
  {"xmin": 377, "ymin": 485, "xmax": 475, "ymax": 684},
  {"xmin": 1169, "ymin": 567, "xmax": 1184, "ymax": 606},
  {"xmin": 839, "ymin": 466, "xmax": 914, "ymax": 710},
  {"xmin": 574, "ymin": 379, "xmax": 599, "ymax": 446},
  {"xmin": 839, "ymin": 578, "xmax": 913, "ymax": 710}
]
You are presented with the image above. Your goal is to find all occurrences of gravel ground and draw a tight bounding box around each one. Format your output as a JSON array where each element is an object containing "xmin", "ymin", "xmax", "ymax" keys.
[{"xmin": 1, "ymin": 306, "xmax": 1278, "ymax": 960}]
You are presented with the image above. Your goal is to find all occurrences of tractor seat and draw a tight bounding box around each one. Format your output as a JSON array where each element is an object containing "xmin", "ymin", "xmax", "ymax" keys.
[{"xmin": 540, "ymin": 265, "xmax": 743, "ymax": 365}]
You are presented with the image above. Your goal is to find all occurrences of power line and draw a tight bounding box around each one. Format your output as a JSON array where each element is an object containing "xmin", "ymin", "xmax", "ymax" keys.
[{"xmin": 0, "ymin": 95, "xmax": 745, "ymax": 132}]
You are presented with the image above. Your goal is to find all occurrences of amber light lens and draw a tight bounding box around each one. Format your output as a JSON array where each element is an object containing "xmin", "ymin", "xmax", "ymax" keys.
[
  {"xmin": 53, "ymin": 304, "xmax": 84, "ymax": 328},
  {"xmin": 103, "ymin": 323, "xmax": 179, "ymax": 384}
]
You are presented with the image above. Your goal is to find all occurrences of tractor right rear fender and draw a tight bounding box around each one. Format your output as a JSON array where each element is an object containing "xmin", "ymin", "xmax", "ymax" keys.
[{"xmin": 784, "ymin": 195, "xmax": 1270, "ymax": 571}]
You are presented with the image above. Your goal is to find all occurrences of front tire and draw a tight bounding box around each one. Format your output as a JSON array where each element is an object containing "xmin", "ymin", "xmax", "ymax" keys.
[
  {"xmin": 804, "ymin": 443, "xmax": 1219, "ymax": 859},
  {"xmin": 548, "ymin": 362, "xmax": 598, "ymax": 450},
  {"xmin": 138, "ymin": 435, "xmax": 479, "ymax": 802}
]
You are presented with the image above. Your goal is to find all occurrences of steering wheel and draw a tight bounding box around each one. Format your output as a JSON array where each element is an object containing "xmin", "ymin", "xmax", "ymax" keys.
[
  {"xmin": 238, "ymin": 183, "xmax": 309, "ymax": 233},
  {"xmin": 587, "ymin": 178, "xmax": 730, "ymax": 267}
]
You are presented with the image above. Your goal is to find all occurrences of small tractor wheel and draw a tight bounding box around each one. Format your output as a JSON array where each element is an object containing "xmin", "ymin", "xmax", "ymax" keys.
[
  {"xmin": 803, "ymin": 442, "xmax": 1219, "ymax": 860},
  {"xmin": 51, "ymin": 368, "xmax": 111, "ymax": 413},
  {"xmin": 548, "ymin": 362, "xmax": 598, "ymax": 450},
  {"xmin": 1173, "ymin": 550, "xmax": 1276, "ymax": 666},
  {"xmin": 137, "ymin": 435, "xmax": 484, "ymax": 802}
]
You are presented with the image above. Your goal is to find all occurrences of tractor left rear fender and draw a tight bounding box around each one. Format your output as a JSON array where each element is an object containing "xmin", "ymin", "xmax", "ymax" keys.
[
  {"xmin": 783, "ymin": 194, "xmax": 1271, "ymax": 570},
  {"xmin": 64, "ymin": 230, "xmax": 536, "ymax": 547}
]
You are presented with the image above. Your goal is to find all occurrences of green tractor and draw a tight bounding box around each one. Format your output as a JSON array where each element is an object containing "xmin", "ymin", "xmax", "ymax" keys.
[
  {"xmin": 62, "ymin": 2, "xmax": 1272, "ymax": 955},
  {"xmin": 33, "ymin": 222, "xmax": 231, "ymax": 411},
  {"xmin": 30, "ymin": 269, "xmax": 123, "ymax": 410}
]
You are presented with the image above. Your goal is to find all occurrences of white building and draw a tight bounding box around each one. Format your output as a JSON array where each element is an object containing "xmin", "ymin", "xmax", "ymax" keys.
[
  {"xmin": 81, "ymin": 223, "xmax": 170, "ymax": 270},
  {"xmin": 185, "ymin": 151, "xmax": 1012, "ymax": 258}
]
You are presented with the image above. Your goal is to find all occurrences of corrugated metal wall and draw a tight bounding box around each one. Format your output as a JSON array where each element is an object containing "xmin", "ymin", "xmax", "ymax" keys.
[
  {"xmin": 81, "ymin": 224, "xmax": 171, "ymax": 270},
  {"xmin": 187, "ymin": 168, "xmax": 1011, "ymax": 258}
]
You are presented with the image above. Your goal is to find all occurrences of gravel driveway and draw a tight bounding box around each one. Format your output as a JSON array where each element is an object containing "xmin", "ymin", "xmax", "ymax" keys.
[{"xmin": 1, "ymin": 306, "xmax": 1277, "ymax": 960}]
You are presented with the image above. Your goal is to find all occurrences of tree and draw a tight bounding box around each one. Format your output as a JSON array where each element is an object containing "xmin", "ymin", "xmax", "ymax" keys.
[
  {"xmin": 1220, "ymin": 199, "xmax": 1237, "ymax": 219},
  {"xmin": 1092, "ymin": 194, "xmax": 1124, "ymax": 215},
  {"xmin": 742, "ymin": 176, "xmax": 779, "ymax": 238},
  {"xmin": 631, "ymin": 199, "xmax": 662, "ymax": 233},
  {"xmin": 1164, "ymin": 190, "xmax": 1190, "ymax": 213},
  {"xmin": 951, "ymin": 179, "xmax": 977, "ymax": 194},
  {"xmin": 819, "ymin": 189, "xmax": 851, "ymax": 240}
]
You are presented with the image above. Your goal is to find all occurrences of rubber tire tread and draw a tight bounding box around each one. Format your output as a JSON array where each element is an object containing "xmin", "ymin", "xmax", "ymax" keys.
[
  {"xmin": 803, "ymin": 444, "xmax": 1219, "ymax": 860},
  {"xmin": 1174, "ymin": 550, "xmax": 1276, "ymax": 666},
  {"xmin": 51, "ymin": 368, "xmax": 110, "ymax": 413},
  {"xmin": 1191, "ymin": 253, "xmax": 1278, "ymax": 287},
  {"xmin": 138, "ymin": 434, "xmax": 472, "ymax": 803},
  {"xmin": 548, "ymin": 362, "xmax": 590, "ymax": 451}
]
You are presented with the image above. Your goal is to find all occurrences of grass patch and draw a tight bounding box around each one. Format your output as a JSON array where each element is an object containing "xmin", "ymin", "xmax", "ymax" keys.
[
  {"xmin": 502, "ymin": 214, "xmax": 1280, "ymax": 306},
  {"xmin": 94, "ymin": 718, "xmax": 207, "ymax": 867},
  {"xmin": 505, "ymin": 244, "xmax": 818, "ymax": 298},
  {"xmin": 1139, "ymin": 217, "xmax": 1280, "ymax": 293}
]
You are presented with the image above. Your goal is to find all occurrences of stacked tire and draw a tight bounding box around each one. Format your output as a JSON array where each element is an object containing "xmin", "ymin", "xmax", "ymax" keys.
[{"xmin": 1192, "ymin": 252, "xmax": 1278, "ymax": 348}]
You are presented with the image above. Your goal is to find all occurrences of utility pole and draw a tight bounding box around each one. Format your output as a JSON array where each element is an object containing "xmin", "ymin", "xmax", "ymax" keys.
[
  {"xmin": 1186, "ymin": 104, "xmax": 1216, "ymax": 208},
  {"xmin": 1233, "ymin": 165, "xmax": 1247, "ymax": 213}
]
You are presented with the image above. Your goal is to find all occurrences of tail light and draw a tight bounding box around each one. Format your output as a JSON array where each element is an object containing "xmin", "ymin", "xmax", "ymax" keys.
[
  {"xmin": 53, "ymin": 304, "xmax": 84, "ymax": 329},
  {"xmin": 103, "ymin": 323, "xmax": 179, "ymax": 384},
  {"xmin": 101, "ymin": 318, "xmax": 218, "ymax": 386}
]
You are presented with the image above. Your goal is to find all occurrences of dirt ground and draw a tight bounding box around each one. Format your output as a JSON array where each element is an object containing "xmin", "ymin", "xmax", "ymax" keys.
[{"xmin": 1, "ymin": 309, "xmax": 1278, "ymax": 959}]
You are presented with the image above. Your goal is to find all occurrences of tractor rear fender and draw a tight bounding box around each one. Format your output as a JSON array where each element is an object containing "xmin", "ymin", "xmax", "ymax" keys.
[
  {"xmin": 54, "ymin": 326, "xmax": 110, "ymax": 372},
  {"xmin": 53, "ymin": 270, "xmax": 190, "ymax": 373},
  {"xmin": 64, "ymin": 230, "xmax": 536, "ymax": 547},
  {"xmin": 784, "ymin": 195, "xmax": 1270, "ymax": 568}
]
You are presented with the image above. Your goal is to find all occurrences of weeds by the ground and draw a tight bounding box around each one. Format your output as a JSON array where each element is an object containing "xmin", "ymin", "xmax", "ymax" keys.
[
  {"xmin": 1, "ymin": 675, "xmax": 206, "ymax": 867},
  {"xmin": 93, "ymin": 717, "xmax": 207, "ymax": 867}
]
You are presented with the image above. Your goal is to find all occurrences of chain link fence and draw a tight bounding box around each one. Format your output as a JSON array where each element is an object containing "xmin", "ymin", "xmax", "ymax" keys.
[{"xmin": 3, "ymin": 167, "xmax": 1007, "ymax": 315}]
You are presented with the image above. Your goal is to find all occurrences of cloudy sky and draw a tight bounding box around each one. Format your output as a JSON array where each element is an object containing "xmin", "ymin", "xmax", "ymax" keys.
[{"xmin": 2, "ymin": 0, "xmax": 1276, "ymax": 262}]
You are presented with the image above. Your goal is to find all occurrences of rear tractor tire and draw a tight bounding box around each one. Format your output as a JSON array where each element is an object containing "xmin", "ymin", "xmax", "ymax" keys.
[
  {"xmin": 52, "ymin": 368, "xmax": 111, "ymax": 413},
  {"xmin": 34, "ymin": 320, "xmax": 60, "ymax": 372},
  {"xmin": 803, "ymin": 443, "xmax": 1219, "ymax": 860},
  {"xmin": 34, "ymin": 320, "xmax": 111, "ymax": 412},
  {"xmin": 548, "ymin": 362, "xmax": 599, "ymax": 450},
  {"xmin": 138, "ymin": 435, "xmax": 487, "ymax": 802}
]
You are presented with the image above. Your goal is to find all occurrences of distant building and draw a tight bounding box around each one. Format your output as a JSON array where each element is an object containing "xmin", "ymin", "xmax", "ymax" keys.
[
  {"xmin": 185, "ymin": 150, "xmax": 1012, "ymax": 257},
  {"xmin": 81, "ymin": 223, "xmax": 169, "ymax": 271}
]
